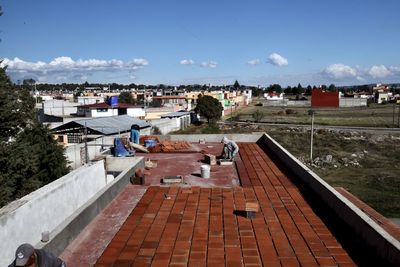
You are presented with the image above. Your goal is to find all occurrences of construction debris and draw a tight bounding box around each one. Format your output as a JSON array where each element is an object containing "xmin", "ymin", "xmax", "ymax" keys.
[
  {"xmin": 219, "ymin": 159, "xmax": 234, "ymax": 165},
  {"xmin": 162, "ymin": 175, "xmax": 183, "ymax": 184},
  {"xmin": 145, "ymin": 158, "xmax": 158, "ymax": 169},
  {"xmin": 148, "ymin": 141, "xmax": 192, "ymax": 153},
  {"xmin": 204, "ymin": 154, "xmax": 216, "ymax": 165},
  {"xmin": 130, "ymin": 142, "xmax": 149, "ymax": 153},
  {"xmin": 131, "ymin": 169, "xmax": 145, "ymax": 185}
]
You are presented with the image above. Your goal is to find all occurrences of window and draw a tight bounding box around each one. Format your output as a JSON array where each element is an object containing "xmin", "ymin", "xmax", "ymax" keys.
[
  {"xmin": 97, "ymin": 108, "xmax": 108, "ymax": 112},
  {"xmin": 67, "ymin": 133, "xmax": 82, "ymax": 144}
]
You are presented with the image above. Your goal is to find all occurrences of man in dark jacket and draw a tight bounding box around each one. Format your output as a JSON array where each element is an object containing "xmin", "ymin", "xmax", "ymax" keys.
[{"xmin": 9, "ymin": 243, "xmax": 66, "ymax": 267}]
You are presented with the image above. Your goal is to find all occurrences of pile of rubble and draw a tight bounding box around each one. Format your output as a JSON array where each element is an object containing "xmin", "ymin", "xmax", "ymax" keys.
[
  {"xmin": 298, "ymin": 151, "xmax": 367, "ymax": 169},
  {"xmin": 148, "ymin": 140, "xmax": 192, "ymax": 153}
]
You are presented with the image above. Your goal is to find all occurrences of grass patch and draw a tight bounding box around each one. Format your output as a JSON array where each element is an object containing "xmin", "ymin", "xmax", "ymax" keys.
[
  {"xmin": 234, "ymin": 100, "xmax": 400, "ymax": 127},
  {"xmin": 268, "ymin": 129, "xmax": 400, "ymax": 218}
]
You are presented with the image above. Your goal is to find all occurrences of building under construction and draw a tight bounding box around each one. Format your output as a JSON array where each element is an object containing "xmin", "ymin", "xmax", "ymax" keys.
[{"xmin": 0, "ymin": 133, "xmax": 399, "ymax": 267}]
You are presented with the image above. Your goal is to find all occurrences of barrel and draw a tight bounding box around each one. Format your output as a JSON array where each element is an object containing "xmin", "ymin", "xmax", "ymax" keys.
[{"xmin": 200, "ymin": 165, "xmax": 210, "ymax": 179}]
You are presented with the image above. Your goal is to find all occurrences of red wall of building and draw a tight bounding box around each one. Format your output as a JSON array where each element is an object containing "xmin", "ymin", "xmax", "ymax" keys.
[{"xmin": 311, "ymin": 90, "xmax": 339, "ymax": 107}]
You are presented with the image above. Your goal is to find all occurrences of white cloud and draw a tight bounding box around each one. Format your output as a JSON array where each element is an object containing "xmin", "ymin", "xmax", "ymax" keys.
[
  {"xmin": 368, "ymin": 65, "xmax": 392, "ymax": 78},
  {"xmin": 180, "ymin": 59, "xmax": 195, "ymax": 65},
  {"xmin": 200, "ymin": 61, "xmax": 218, "ymax": 68},
  {"xmin": 268, "ymin": 53, "xmax": 288, "ymax": 66},
  {"xmin": 1, "ymin": 56, "xmax": 149, "ymax": 82},
  {"xmin": 127, "ymin": 58, "xmax": 149, "ymax": 70},
  {"xmin": 389, "ymin": 65, "xmax": 400, "ymax": 73},
  {"xmin": 322, "ymin": 64, "xmax": 357, "ymax": 79},
  {"xmin": 247, "ymin": 59, "xmax": 260, "ymax": 66}
]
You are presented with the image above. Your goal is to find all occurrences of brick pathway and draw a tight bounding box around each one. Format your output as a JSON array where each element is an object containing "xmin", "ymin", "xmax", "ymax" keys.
[{"xmin": 94, "ymin": 143, "xmax": 356, "ymax": 266}]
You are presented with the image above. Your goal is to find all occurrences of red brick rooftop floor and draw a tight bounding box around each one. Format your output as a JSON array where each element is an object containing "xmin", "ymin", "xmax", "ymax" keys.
[{"xmin": 92, "ymin": 143, "xmax": 356, "ymax": 267}]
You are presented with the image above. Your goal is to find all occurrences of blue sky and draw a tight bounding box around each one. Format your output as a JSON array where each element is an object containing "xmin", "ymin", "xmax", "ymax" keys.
[{"xmin": 1, "ymin": 0, "xmax": 400, "ymax": 86}]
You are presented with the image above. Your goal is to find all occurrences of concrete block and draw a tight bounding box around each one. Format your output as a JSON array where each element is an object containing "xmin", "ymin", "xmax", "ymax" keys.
[
  {"xmin": 219, "ymin": 159, "xmax": 233, "ymax": 165},
  {"xmin": 204, "ymin": 154, "xmax": 216, "ymax": 165},
  {"xmin": 162, "ymin": 175, "xmax": 183, "ymax": 184}
]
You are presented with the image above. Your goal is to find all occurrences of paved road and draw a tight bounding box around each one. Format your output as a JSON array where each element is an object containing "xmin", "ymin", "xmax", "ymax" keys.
[{"xmin": 221, "ymin": 120, "xmax": 400, "ymax": 134}]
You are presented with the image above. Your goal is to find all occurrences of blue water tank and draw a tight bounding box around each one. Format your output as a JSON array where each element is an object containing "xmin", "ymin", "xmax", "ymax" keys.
[{"xmin": 109, "ymin": 95, "xmax": 119, "ymax": 107}]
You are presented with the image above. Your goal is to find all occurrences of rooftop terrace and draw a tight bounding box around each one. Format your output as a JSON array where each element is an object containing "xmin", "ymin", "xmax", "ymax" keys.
[
  {"xmin": 2, "ymin": 134, "xmax": 398, "ymax": 266},
  {"xmin": 58, "ymin": 139, "xmax": 400, "ymax": 266}
]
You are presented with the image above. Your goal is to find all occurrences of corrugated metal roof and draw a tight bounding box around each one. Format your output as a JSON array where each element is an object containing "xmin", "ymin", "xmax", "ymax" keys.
[
  {"xmin": 51, "ymin": 115, "xmax": 150, "ymax": 135},
  {"xmin": 160, "ymin": 111, "xmax": 190, "ymax": 118}
]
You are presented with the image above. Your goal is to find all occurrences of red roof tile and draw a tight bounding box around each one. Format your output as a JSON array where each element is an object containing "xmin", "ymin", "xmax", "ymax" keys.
[{"xmin": 92, "ymin": 143, "xmax": 356, "ymax": 266}]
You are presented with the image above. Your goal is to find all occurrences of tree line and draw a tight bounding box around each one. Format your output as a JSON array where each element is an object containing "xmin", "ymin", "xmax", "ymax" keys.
[{"xmin": 0, "ymin": 65, "xmax": 70, "ymax": 207}]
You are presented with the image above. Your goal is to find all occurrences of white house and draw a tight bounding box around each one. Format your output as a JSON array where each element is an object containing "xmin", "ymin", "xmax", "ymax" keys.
[
  {"xmin": 77, "ymin": 103, "xmax": 145, "ymax": 118},
  {"xmin": 77, "ymin": 96, "xmax": 105, "ymax": 105},
  {"xmin": 264, "ymin": 92, "xmax": 284, "ymax": 101},
  {"xmin": 375, "ymin": 92, "xmax": 389, "ymax": 104}
]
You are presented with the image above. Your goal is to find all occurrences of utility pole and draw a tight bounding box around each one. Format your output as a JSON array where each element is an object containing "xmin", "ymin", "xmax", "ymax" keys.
[
  {"xmin": 308, "ymin": 110, "xmax": 315, "ymax": 162},
  {"xmin": 84, "ymin": 122, "xmax": 89, "ymax": 164},
  {"xmin": 231, "ymin": 100, "xmax": 233, "ymax": 120}
]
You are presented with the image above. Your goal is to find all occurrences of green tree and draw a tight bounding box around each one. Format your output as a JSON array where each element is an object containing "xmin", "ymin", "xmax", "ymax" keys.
[
  {"xmin": 119, "ymin": 91, "xmax": 136, "ymax": 104},
  {"xmin": 305, "ymin": 85, "xmax": 312, "ymax": 95},
  {"xmin": 233, "ymin": 80, "xmax": 240, "ymax": 90},
  {"xmin": 22, "ymin": 78, "xmax": 36, "ymax": 87},
  {"xmin": 284, "ymin": 86, "xmax": 292, "ymax": 94},
  {"xmin": 0, "ymin": 65, "xmax": 36, "ymax": 141},
  {"xmin": 328, "ymin": 84, "xmax": 336, "ymax": 91},
  {"xmin": 252, "ymin": 87, "xmax": 264, "ymax": 97},
  {"xmin": 150, "ymin": 98, "xmax": 163, "ymax": 107},
  {"xmin": 297, "ymin": 83, "xmax": 305, "ymax": 94},
  {"xmin": 194, "ymin": 95, "xmax": 223, "ymax": 124},
  {"xmin": 0, "ymin": 64, "xmax": 69, "ymax": 207},
  {"xmin": 267, "ymin": 84, "xmax": 282, "ymax": 93}
]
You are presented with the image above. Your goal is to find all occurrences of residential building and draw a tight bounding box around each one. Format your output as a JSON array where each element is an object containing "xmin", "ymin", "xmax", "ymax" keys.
[{"xmin": 77, "ymin": 102, "xmax": 145, "ymax": 118}]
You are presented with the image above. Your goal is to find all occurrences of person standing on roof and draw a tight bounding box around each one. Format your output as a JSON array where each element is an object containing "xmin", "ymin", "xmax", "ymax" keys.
[
  {"xmin": 221, "ymin": 136, "xmax": 239, "ymax": 160},
  {"xmin": 8, "ymin": 243, "xmax": 66, "ymax": 267},
  {"xmin": 130, "ymin": 124, "xmax": 140, "ymax": 144}
]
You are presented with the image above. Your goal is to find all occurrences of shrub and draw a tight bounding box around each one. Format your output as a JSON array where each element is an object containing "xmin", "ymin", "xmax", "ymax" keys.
[
  {"xmin": 201, "ymin": 124, "xmax": 220, "ymax": 134},
  {"xmin": 285, "ymin": 109, "xmax": 296, "ymax": 115},
  {"xmin": 252, "ymin": 110, "xmax": 265, "ymax": 122}
]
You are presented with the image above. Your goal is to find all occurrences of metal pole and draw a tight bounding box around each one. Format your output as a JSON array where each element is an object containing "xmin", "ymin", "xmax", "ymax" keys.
[
  {"xmin": 310, "ymin": 112, "xmax": 314, "ymax": 162},
  {"xmin": 84, "ymin": 122, "xmax": 89, "ymax": 164},
  {"xmin": 393, "ymin": 104, "xmax": 396, "ymax": 127},
  {"xmin": 231, "ymin": 101, "xmax": 233, "ymax": 120}
]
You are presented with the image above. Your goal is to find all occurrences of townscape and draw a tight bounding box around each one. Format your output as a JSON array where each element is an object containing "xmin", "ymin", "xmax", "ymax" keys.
[{"xmin": 1, "ymin": 1, "xmax": 400, "ymax": 267}]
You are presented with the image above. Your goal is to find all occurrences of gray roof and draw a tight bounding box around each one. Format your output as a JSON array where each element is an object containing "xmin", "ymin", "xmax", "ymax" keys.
[
  {"xmin": 161, "ymin": 112, "xmax": 190, "ymax": 118},
  {"xmin": 51, "ymin": 115, "xmax": 150, "ymax": 135}
]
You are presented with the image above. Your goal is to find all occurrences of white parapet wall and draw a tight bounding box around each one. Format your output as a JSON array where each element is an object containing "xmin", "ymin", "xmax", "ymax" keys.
[
  {"xmin": 0, "ymin": 161, "xmax": 107, "ymax": 267},
  {"xmin": 165, "ymin": 133, "xmax": 263, "ymax": 143}
]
